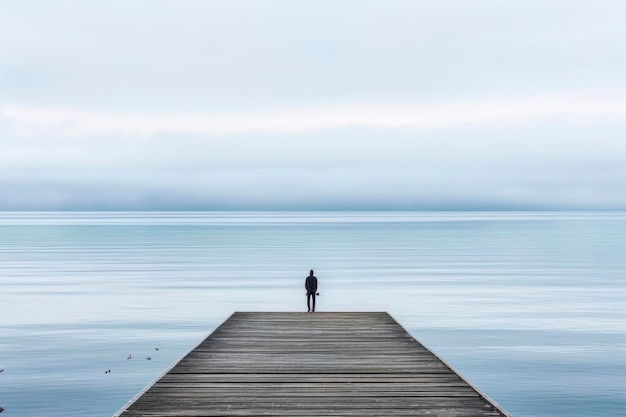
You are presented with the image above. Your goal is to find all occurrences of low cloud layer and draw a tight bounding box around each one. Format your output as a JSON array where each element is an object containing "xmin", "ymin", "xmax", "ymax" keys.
[{"xmin": 2, "ymin": 110, "xmax": 625, "ymax": 210}]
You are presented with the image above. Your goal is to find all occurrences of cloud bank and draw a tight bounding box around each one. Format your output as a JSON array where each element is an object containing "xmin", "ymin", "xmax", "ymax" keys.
[{"xmin": 5, "ymin": 96, "xmax": 626, "ymax": 136}]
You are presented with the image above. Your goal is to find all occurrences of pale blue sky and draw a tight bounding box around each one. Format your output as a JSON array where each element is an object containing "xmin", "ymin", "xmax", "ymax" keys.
[{"xmin": 1, "ymin": 0, "xmax": 625, "ymax": 210}]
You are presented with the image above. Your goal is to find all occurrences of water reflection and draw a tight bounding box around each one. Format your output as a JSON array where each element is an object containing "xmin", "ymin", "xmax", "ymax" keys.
[{"xmin": 0, "ymin": 212, "xmax": 624, "ymax": 416}]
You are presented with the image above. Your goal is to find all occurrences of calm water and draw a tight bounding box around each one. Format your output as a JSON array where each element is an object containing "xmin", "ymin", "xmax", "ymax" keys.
[{"xmin": 0, "ymin": 212, "xmax": 624, "ymax": 416}]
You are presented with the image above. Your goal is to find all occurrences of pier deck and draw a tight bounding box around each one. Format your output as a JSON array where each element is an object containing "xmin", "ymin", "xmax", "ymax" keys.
[{"xmin": 116, "ymin": 312, "xmax": 510, "ymax": 416}]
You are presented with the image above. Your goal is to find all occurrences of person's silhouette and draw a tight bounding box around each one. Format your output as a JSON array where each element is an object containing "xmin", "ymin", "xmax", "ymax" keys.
[{"xmin": 305, "ymin": 270, "xmax": 318, "ymax": 312}]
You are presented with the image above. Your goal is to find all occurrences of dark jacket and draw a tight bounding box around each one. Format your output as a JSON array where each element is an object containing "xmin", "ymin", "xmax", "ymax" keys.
[{"xmin": 305, "ymin": 275, "xmax": 318, "ymax": 293}]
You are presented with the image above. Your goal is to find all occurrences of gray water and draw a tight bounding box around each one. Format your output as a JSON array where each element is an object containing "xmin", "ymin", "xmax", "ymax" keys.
[{"xmin": 0, "ymin": 212, "xmax": 624, "ymax": 416}]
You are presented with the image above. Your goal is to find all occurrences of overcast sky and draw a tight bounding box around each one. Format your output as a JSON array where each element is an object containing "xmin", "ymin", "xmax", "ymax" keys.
[{"xmin": 2, "ymin": 0, "xmax": 625, "ymax": 210}]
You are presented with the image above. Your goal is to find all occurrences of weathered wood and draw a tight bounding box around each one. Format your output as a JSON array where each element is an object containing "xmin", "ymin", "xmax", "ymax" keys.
[{"xmin": 116, "ymin": 312, "xmax": 510, "ymax": 416}]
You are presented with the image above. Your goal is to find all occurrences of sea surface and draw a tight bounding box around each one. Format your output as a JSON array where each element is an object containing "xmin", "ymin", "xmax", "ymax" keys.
[{"xmin": 0, "ymin": 211, "xmax": 624, "ymax": 417}]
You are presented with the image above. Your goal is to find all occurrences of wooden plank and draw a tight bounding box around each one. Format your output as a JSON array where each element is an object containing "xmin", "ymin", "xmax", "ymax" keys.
[{"xmin": 115, "ymin": 312, "xmax": 511, "ymax": 416}]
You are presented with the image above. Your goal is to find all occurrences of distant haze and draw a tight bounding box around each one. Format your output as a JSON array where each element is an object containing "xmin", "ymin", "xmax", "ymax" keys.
[{"xmin": 2, "ymin": 1, "xmax": 625, "ymax": 210}]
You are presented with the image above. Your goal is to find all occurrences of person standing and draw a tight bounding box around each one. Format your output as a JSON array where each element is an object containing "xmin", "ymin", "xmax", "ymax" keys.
[{"xmin": 305, "ymin": 270, "xmax": 318, "ymax": 312}]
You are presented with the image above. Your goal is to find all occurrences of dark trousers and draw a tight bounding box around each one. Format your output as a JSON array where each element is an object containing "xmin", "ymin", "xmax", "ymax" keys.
[{"xmin": 307, "ymin": 292, "xmax": 316, "ymax": 312}]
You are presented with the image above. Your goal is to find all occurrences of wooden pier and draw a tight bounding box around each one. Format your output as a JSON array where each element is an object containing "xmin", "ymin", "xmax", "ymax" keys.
[{"xmin": 116, "ymin": 312, "xmax": 510, "ymax": 416}]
